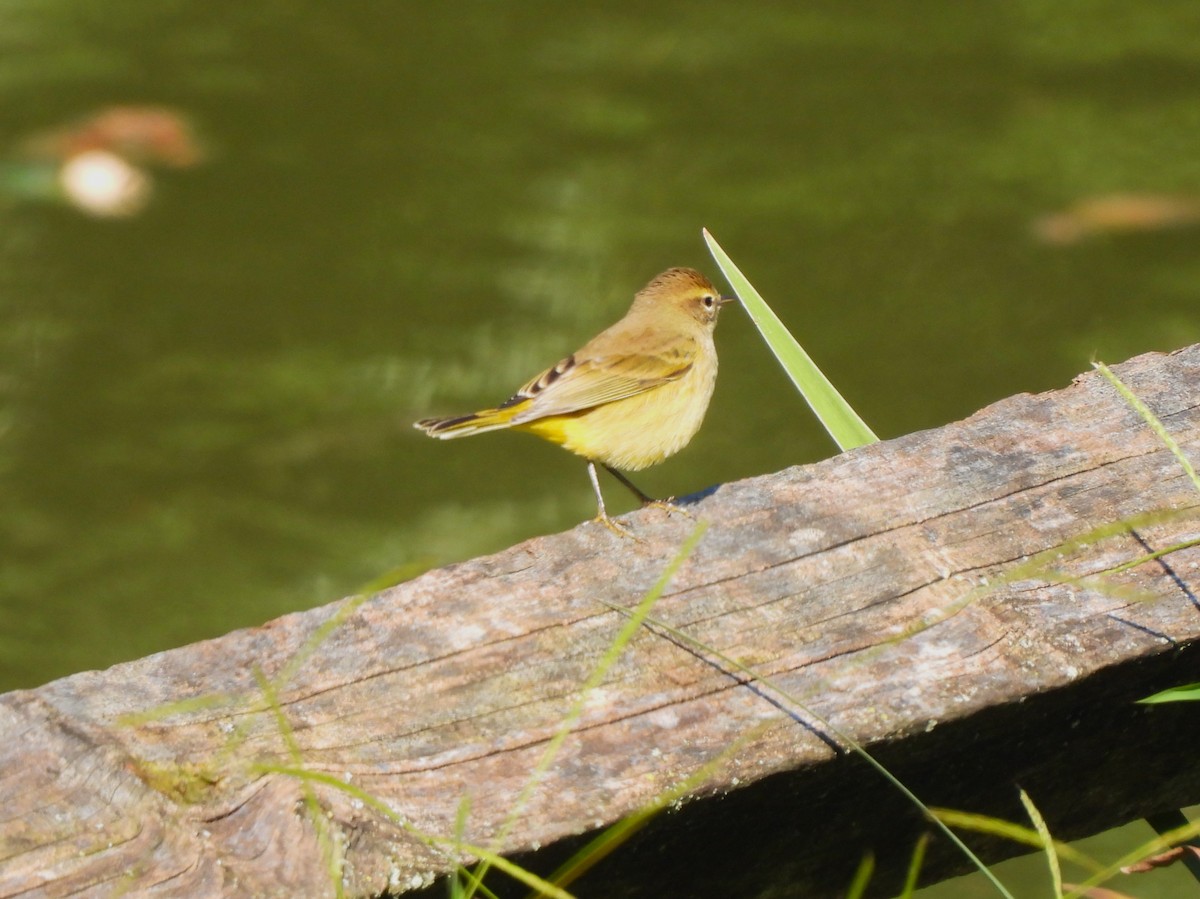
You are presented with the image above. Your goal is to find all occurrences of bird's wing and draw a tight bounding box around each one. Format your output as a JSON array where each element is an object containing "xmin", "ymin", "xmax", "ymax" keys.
[{"xmin": 504, "ymin": 338, "xmax": 696, "ymax": 422}]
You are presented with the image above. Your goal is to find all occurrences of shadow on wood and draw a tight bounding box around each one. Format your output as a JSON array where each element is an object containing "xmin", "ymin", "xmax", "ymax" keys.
[{"xmin": 3, "ymin": 346, "xmax": 1200, "ymax": 898}]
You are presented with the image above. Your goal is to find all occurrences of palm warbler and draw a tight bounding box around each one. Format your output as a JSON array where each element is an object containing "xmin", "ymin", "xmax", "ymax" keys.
[{"xmin": 415, "ymin": 267, "xmax": 732, "ymax": 532}]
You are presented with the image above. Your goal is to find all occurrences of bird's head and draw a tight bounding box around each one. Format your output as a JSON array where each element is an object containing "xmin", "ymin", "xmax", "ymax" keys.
[{"xmin": 636, "ymin": 267, "xmax": 734, "ymax": 327}]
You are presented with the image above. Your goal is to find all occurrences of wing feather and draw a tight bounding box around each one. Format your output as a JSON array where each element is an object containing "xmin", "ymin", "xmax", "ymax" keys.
[{"xmin": 505, "ymin": 337, "xmax": 696, "ymax": 422}]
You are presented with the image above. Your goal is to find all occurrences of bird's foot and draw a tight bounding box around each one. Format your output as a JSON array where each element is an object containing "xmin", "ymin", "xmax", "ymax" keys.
[
  {"xmin": 641, "ymin": 497, "xmax": 695, "ymax": 520},
  {"xmin": 594, "ymin": 512, "xmax": 641, "ymax": 540}
]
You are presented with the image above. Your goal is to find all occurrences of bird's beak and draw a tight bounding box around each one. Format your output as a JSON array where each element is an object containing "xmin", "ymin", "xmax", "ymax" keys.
[{"xmin": 718, "ymin": 295, "xmax": 736, "ymax": 306}]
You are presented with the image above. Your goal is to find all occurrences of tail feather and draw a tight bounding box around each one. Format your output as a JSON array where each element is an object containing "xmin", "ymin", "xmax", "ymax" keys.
[{"xmin": 414, "ymin": 401, "xmax": 530, "ymax": 439}]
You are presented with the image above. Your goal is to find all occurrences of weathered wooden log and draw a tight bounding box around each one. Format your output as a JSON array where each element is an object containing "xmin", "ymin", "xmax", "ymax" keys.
[{"xmin": 4, "ymin": 346, "xmax": 1200, "ymax": 899}]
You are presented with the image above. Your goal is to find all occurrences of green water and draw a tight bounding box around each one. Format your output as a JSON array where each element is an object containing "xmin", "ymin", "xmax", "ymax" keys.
[{"xmin": 2, "ymin": 2, "xmax": 1199, "ymax": 895}]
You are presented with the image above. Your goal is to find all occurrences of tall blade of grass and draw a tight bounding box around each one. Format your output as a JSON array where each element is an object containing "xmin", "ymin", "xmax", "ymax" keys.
[
  {"xmin": 1093, "ymin": 360, "xmax": 1200, "ymax": 493},
  {"xmin": 1020, "ymin": 788, "xmax": 1063, "ymax": 898},
  {"xmin": 702, "ymin": 228, "xmax": 878, "ymax": 451},
  {"xmin": 449, "ymin": 795, "xmax": 475, "ymax": 899},
  {"xmin": 899, "ymin": 834, "xmax": 930, "ymax": 898},
  {"xmin": 844, "ymin": 853, "xmax": 875, "ymax": 899}
]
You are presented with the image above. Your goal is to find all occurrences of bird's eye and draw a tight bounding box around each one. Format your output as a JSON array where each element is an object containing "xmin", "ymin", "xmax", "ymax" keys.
[{"xmin": 702, "ymin": 295, "xmax": 715, "ymax": 308}]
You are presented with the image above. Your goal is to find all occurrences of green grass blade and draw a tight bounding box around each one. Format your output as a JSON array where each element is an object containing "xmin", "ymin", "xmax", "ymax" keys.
[
  {"xmin": 1020, "ymin": 788, "xmax": 1063, "ymax": 898},
  {"xmin": 931, "ymin": 809, "xmax": 1104, "ymax": 873},
  {"xmin": 1094, "ymin": 359, "xmax": 1200, "ymax": 492},
  {"xmin": 703, "ymin": 227, "xmax": 878, "ymax": 451},
  {"xmin": 1139, "ymin": 682, "xmax": 1200, "ymax": 704},
  {"xmin": 899, "ymin": 834, "xmax": 930, "ymax": 898},
  {"xmin": 844, "ymin": 853, "xmax": 875, "ymax": 899}
]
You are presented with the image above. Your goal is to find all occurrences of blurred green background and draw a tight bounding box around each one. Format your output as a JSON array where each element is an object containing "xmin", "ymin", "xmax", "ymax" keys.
[{"xmin": 2, "ymin": 3, "xmax": 1199, "ymax": 894}]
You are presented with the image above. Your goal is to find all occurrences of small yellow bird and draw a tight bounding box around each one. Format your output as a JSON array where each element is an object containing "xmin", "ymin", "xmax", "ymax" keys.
[{"xmin": 415, "ymin": 267, "xmax": 733, "ymax": 532}]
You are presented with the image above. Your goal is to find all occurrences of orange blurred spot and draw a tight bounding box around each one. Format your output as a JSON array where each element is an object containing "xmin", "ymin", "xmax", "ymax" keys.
[
  {"xmin": 1034, "ymin": 193, "xmax": 1200, "ymax": 244},
  {"xmin": 22, "ymin": 105, "xmax": 205, "ymax": 169}
]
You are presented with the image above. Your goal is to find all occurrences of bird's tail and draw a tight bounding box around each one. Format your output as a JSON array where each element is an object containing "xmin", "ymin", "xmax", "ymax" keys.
[{"xmin": 414, "ymin": 399, "xmax": 532, "ymax": 439}]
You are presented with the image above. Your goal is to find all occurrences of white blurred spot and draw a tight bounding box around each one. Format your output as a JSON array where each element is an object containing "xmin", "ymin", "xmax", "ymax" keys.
[{"xmin": 58, "ymin": 149, "xmax": 152, "ymax": 218}]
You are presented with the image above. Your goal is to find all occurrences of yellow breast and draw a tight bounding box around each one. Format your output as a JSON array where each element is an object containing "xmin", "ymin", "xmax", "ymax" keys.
[{"xmin": 517, "ymin": 340, "xmax": 718, "ymax": 471}]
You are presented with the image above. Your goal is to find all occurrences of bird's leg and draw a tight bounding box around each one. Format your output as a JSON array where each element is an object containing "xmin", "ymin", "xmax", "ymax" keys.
[
  {"xmin": 588, "ymin": 461, "xmax": 637, "ymax": 538},
  {"xmin": 602, "ymin": 465, "xmax": 693, "ymax": 520},
  {"xmin": 602, "ymin": 465, "xmax": 655, "ymax": 504}
]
